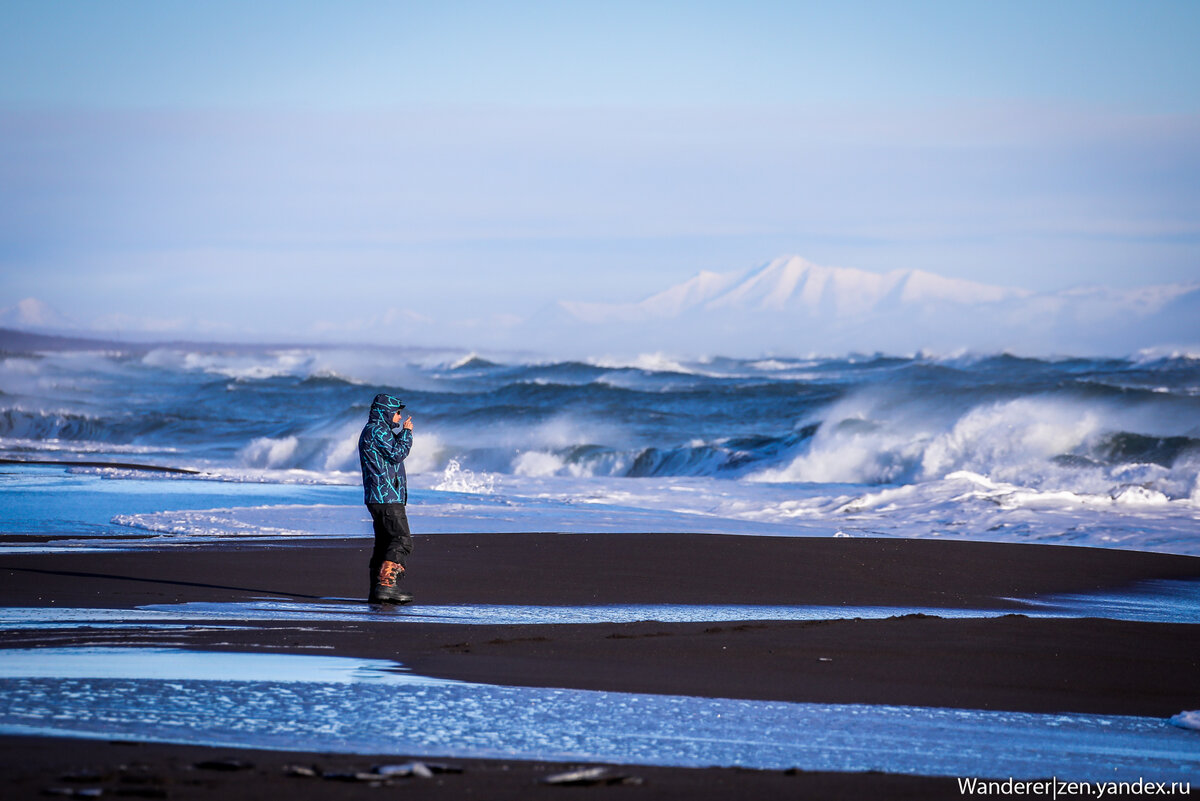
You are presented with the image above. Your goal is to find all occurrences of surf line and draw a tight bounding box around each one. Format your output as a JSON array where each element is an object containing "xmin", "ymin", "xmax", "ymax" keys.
[{"xmin": 0, "ymin": 458, "xmax": 200, "ymax": 475}]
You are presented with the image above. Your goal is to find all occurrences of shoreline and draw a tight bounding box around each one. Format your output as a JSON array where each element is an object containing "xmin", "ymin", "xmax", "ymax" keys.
[
  {"xmin": 3, "ymin": 534, "xmax": 1200, "ymax": 716},
  {"xmin": 0, "ymin": 457, "xmax": 201, "ymax": 474},
  {"xmin": 7, "ymin": 533, "xmax": 1200, "ymax": 607}
]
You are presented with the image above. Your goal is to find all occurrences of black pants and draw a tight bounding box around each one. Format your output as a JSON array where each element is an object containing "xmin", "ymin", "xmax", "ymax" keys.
[{"xmin": 367, "ymin": 503, "xmax": 413, "ymax": 579}]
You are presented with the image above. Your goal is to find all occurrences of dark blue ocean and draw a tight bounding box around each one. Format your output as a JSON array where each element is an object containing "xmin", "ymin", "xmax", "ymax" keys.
[{"xmin": 2, "ymin": 342, "xmax": 1199, "ymax": 553}]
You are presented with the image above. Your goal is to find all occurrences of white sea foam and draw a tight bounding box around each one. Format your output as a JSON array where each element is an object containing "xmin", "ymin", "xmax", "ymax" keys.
[
  {"xmin": 750, "ymin": 391, "xmax": 1200, "ymax": 503},
  {"xmin": 105, "ymin": 479, "xmax": 819, "ymax": 545},
  {"xmin": 233, "ymin": 416, "xmax": 445, "ymax": 477},
  {"xmin": 7, "ymin": 462, "xmax": 1185, "ymax": 555},
  {"xmin": 0, "ymin": 436, "xmax": 176, "ymax": 456},
  {"xmin": 1111, "ymin": 485, "xmax": 1172, "ymax": 506},
  {"xmin": 748, "ymin": 359, "xmax": 808, "ymax": 371},
  {"xmin": 432, "ymin": 459, "xmax": 496, "ymax": 494},
  {"xmin": 239, "ymin": 436, "xmax": 300, "ymax": 469},
  {"xmin": 1134, "ymin": 346, "xmax": 1200, "ymax": 363},
  {"xmin": 1171, "ymin": 711, "xmax": 1200, "ymax": 732},
  {"xmin": 588, "ymin": 352, "xmax": 701, "ymax": 375},
  {"xmin": 140, "ymin": 346, "xmax": 467, "ymax": 392},
  {"xmin": 921, "ymin": 398, "xmax": 1101, "ymax": 481},
  {"xmin": 112, "ymin": 504, "xmax": 364, "ymax": 541},
  {"xmin": 749, "ymin": 394, "xmax": 927, "ymax": 484},
  {"xmin": 447, "ymin": 353, "xmax": 479, "ymax": 370},
  {"xmin": 142, "ymin": 348, "xmax": 315, "ymax": 380},
  {"xmin": 321, "ymin": 426, "xmax": 362, "ymax": 472},
  {"xmin": 0, "ymin": 356, "xmax": 53, "ymax": 398},
  {"xmin": 237, "ymin": 433, "xmax": 354, "ymax": 474},
  {"xmin": 512, "ymin": 450, "xmax": 565, "ymax": 477},
  {"xmin": 165, "ymin": 466, "xmax": 358, "ymax": 486},
  {"xmin": 242, "ymin": 417, "xmax": 596, "ymax": 480}
]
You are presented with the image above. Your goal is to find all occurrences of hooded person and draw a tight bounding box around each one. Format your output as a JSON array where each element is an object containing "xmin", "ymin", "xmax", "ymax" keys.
[{"xmin": 358, "ymin": 392, "xmax": 414, "ymax": 603}]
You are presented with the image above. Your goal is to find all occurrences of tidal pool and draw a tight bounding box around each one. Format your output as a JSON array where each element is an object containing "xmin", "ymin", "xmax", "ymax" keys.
[{"xmin": 0, "ymin": 647, "xmax": 1196, "ymax": 782}]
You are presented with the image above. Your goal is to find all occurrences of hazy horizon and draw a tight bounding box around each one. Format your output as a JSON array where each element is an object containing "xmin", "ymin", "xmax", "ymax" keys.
[{"xmin": 4, "ymin": 252, "xmax": 1197, "ymax": 360}]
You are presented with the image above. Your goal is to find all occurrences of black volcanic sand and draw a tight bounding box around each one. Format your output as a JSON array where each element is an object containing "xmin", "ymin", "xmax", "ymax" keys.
[
  {"xmin": 0, "ymin": 734, "xmax": 966, "ymax": 801},
  {"xmin": 3, "ymin": 533, "xmax": 1200, "ymax": 799}
]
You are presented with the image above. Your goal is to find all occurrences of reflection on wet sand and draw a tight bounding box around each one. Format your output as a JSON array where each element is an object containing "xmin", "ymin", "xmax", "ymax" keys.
[{"xmin": 1, "ymin": 648, "xmax": 1197, "ymax": 782}]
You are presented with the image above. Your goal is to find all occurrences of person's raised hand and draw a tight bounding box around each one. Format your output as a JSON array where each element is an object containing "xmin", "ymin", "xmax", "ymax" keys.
[{"xmin": 403, "ymin": 415, "xmax": 413, "ymax": 431}]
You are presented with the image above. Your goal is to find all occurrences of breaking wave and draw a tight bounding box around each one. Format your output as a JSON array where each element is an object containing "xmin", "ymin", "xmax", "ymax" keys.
[
  {"xmin": 2, "ymin": 343, "xmax": 1198, "ymax": 509},
  {"xmin": 750, "ymin": 393, "xmax": 1200, "ymax": 502}
]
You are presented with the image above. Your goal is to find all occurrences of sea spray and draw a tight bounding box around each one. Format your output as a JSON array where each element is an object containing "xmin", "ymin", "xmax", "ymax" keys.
[{"xmin": 433, "ymin": 459, "xmax": 496, "ymax": 494}]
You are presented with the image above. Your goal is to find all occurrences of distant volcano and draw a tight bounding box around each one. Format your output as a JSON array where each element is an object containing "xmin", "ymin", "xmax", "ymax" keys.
[
  {"xmin": 0, "ymin": 298, "xmax": 77, "ymax": 331},
  {"xmin": 527, "ymin": 256, "xmax": 1200, "ymax": 357},
  {"xmin": 560, "ymin": 257, "xmax": 1030, "ymax": 321}
]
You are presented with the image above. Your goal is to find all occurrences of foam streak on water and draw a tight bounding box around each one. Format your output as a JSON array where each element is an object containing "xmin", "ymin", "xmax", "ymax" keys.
[{"xmin": 0, "ymin": 648, "xmax": 1196, "ymax": 781}]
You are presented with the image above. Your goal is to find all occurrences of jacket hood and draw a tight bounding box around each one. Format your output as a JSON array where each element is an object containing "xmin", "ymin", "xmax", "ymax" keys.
[{"xmin": 368, "ymin": 393, "xmax": 405, "ymax": 424}]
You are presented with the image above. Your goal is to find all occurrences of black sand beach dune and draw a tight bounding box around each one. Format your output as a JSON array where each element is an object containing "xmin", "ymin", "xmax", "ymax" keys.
[{"xmin": 3, "ymin": 533, "xmax": 1200, "ymax": 799}]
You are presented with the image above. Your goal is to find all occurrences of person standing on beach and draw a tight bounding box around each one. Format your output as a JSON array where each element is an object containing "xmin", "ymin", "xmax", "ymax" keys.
[{"xmin": 358, "ymin": 393, "xmax": 414, "ymax": 604}]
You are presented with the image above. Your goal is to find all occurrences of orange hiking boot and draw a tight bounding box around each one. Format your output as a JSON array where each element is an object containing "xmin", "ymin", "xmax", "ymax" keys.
[{"xmin": 369, "ymin": 560, "xmax": 414, "ymax": 604}]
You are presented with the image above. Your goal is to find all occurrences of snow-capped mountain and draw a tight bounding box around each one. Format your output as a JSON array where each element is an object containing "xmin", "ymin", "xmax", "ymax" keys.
[
  {"xmin": 562, "ymin": 256, "xmax": 1031, "ymax": 322},
  {"xmin": 0, "ymin": 298, "xmax": 77, "ymax": 331},
  {"xmin": 536, "ymin": 256, "xmax": 1199, "ymax": 356}
]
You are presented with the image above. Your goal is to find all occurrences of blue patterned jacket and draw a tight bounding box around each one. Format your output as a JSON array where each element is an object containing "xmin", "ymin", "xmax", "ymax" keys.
[{"xmin": 358, "ymin": 393, "xmax": 412, "ymax": 505}]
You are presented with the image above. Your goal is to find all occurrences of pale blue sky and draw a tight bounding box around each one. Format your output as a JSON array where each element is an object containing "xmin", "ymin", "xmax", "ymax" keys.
[{"xmin": 1, "ymin": 1, "xmax": 1198, "ymax": 343}]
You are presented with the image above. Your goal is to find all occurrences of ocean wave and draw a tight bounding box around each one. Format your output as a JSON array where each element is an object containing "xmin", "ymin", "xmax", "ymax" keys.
[
  {"xmin": 1086, "ymin": 432, "xmax": 1200, "ymax": 468},
  {"xmin": 235, "ymin": 423, "xmax": 447, "ymax": 477},
  {"xmin": 140, "ymin": 347, "xmax": 468, "ymax": 392},
  {"xmin": 725, "ymin": 469, "xmax": 1200, "ymax": 553},
  {"xmin": 238, "ymin": 422, "xmax": 370, "ymax": 474},
  {"xmin": 432, "ymin": 459, "xmax": 496, "ymax": 493},
  {"xmin": 838, "ymin": 471, "xmax": 1184, "ymax": 515},
  {"xmin": 447, "ymin": 353, "xmax": 502, "ymax": 370},
  {"xmin": 1170, "ymin": 711, "xmax": 1200, "ymax": 732},
  {"xmin": 7, "ymin": 342, "xmax": 1200, "ymax": 517},
  {"xmin": 298, "ymin": 372, "xmax": 367, "ymax": 388},
  {"xmin": 142, "ymin": 348, "xmax": 317, "ymax": 380},
  {"xmin": 1133, "ymin": 347, "xmax": 1200, "ymax": 364},
  {"xmin": 0, "ymin": 408, "xmax": 118, "ymax": 442},
  {"xmin": 749, "ymin": 392, "xmax": 1200, "ymax": 502},
  {"xmin": 587, "ymin": 352, "xmax": 699, "ymax": 375},
  {"xmin": 0, "ymin": 436, "xmax": 179, "ymax": 456}
]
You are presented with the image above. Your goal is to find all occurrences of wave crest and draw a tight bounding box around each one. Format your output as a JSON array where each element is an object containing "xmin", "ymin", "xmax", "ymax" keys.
[
  {"xmin": 432, "ymin": 459, "xmax": 496, "ymax": 494},
  {"xmin": 752, "ymin": 393, "xmax": 1200, "ymax": 502}
]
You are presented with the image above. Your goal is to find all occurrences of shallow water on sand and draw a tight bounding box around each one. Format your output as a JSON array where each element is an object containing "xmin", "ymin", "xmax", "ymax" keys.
[
  {"xmin": 0, "ymin": 647, "xmax": 1196, "ymax": 782},
  {"xmin": 3, "ymin": 579, "xmax": 1198, "ymax": 629}
]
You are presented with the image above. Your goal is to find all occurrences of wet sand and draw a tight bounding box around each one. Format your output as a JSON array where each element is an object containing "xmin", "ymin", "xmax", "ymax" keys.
[
  {"xmin": 3, "ymin": 533, "xmax": 1200, "ymax": 798},
  {"xmin": 0, "ymin": 734, "xmax": 964, "ymax": 800}
]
